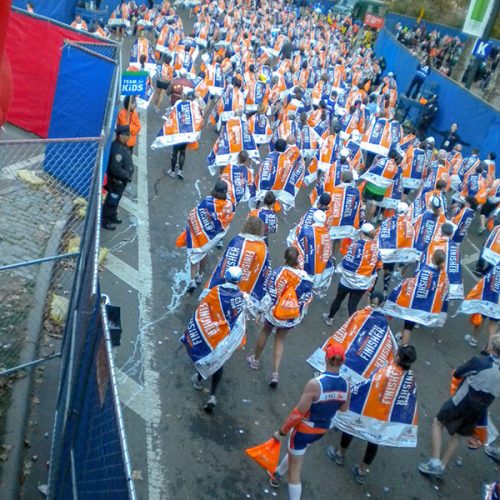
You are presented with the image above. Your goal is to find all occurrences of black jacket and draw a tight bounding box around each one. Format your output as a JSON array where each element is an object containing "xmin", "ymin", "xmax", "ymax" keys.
[{"xmin": 107, "ymin": 140, "xmax": 134, "ymax": 182}]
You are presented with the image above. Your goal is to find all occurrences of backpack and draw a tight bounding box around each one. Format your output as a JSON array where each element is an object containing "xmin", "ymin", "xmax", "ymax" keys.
[{"xmin": 272, "ymin": 285, "xmax": 300, "ymax": 321}]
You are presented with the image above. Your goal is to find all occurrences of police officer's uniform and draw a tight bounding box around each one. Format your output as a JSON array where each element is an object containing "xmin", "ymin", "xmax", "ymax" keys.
[{"xmin": 102, "ymin": 125, "xmax": 134, "ymax": 229}]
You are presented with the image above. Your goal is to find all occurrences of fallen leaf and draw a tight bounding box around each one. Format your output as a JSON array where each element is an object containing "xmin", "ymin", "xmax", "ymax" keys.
[{"xmin": 131, "ymin": 470, "xmax": 143, "ymax": 481}]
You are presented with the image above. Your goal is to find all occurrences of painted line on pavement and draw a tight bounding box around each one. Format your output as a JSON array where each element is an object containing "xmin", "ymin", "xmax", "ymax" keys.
[
  {"xmin": 104, "ymin": 254, "xmax": 141, "ymax": 291},
  {"xmin": 115, "ymin": 368, "xmax": 161, "ymax": 424},
  {"xmin": 136, "ymin": 111, "xmax": 167, "ymax": 499},
  {"xmin": 461, "ymin": 252, "xmax": 479, "ymax": 266},
  {"xmin": 121, "ymin": 196, "xmax": 138, "ymax": 215}
]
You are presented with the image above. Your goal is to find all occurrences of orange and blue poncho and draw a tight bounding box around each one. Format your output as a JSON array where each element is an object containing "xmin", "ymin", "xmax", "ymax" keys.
[
  {"xmin": 151, "ymin": 100, "xmax": 203, "ymax": 149},
  {"xmin": 339, "ymin": 238, "xmax": 381, "ymax": 290},
  {"xmin": 482, "ymin": 225, "xmax": 500, "ymax": 266},
  {"xmin": 255, "ymin": 148, "xmax": 305, "ymax": 212},
  {"xmin": 292, "ymin": 223, "xmax": 334, "ymax": 296},
  {"xmin": 384, "ymin": 263, "xmax": 449, "ymax": 327},
  {"xmin": 203, "ymin": 233, "xmax": 270, "ymax": 312},
  {"xmin": 247, "ymin": 112, "xmax": 272, "ymax": 145},
  {"xmin": 177, "ymin": 196, "xmax": 235, "ymax": 264},
  {"xmin": 261, "ymin": 266, "xmax": 314, "ymax": 329},
  {"xmin": 206, "ymin": 117, "xmax": 259, "ymax": 174},
  {"xmin": 182, "ymin": 283, "xmax": 246, "ymax": 379},
  {"xmin": 308, "ymin": 305, "xmax": 397, "ymax": 385},
  {"xmin": 219, "ymin": 163, "xmax": 256, "ymax": 206},
  {"xmin": 459, "ymin": 263, "xmax": 500, "ymax": 320},
  {"xmin": 334, "ymin": 362, "xmax": 418, "ymax": 448},
  {"xmin": 377, "ymin": 214, "xmax": 418, "ymax": 263}
]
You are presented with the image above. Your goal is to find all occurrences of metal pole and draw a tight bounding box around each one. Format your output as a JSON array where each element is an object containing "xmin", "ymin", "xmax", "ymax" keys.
[
  {"xmin": 464, "ymin": 0, "xmax": 500, "ymax": 89},
  {"xmin": 0, "ymin": 252, "xmax": 80, "ymax": 271},
  {"xmin": 0, "ymin": 353, "xmax": 61, "ymax": 377}
]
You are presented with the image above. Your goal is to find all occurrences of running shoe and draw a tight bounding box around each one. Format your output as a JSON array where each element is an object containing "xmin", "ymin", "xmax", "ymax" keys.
[
  {"xmin": 167, "ymin": 170, "xmax": 176, "ymax": 178},
  {"xmin": 464, "ymin": 334, "xmax": 478, "ymax": 347},
  {"xmin": 204, "ymin": 395, "xmax": 216, "ymax": 413},
  {"xmin": 177, "ymin": 171, "xmax": 184, "ymax": 180},
  {"xmin": 485, "ymin": 445, "xmax": 500, "ymax": 462},
  {"xmin": 191, "ymin": 373, "xmax": 203, "ymax": 391},
  {"xmin": 216, "ymin": 239, "xmax": 224, "ymax": 249},
  {"xmin": 322, "ymin": 313, "xmax": 333, "ymax": 326},
  {"xmin": 269, "ymin": 372, "xmax": 279, "ymax": 388},
  {"xmin": 418, "ymin": 459, "xmax": 444, "ymax": 478},
  {"xmin": 326, "ymin": 446, "xmax": 345, "ymax": 466},
  {"xmin": 269, "ymin": 472, "xmax": 282, "ymax": 488},
  {"xmin": 353, "ymin": 465, "xmax": 367, "ymax": 484},
  {"xmin": 187, "ymin": 279, "xmax": 197, "ymax": 293},
  {"xmin": 246, "ymin": 355, "xmax": 260, "ymax": 370}
]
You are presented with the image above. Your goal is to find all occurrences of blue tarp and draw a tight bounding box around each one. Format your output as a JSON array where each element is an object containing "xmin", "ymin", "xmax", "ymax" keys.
[
  {"xmin": 375, "ymin": 28, "xmax": 499, "ymax": 166},
  {"xmin": 45, "ymin": 43, "xmax": 115, "ymax": 196},
  {"xmin": 12, "ymin": 0, "xmax": 79, "ymax": 24}
]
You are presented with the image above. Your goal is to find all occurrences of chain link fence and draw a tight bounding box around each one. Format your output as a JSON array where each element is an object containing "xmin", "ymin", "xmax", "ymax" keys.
[{"xmin": 0, "ymin": 137, "xmax": 101, "ymax": 376}]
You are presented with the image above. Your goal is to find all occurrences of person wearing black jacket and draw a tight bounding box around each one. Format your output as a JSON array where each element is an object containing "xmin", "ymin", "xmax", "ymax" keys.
[
  {"xmin": 416, "ymin": 94, "xmax": 439, "ymax": 138},
  {"xmin": 419, "ymin": 335, "xmax": 500, "ymax": 478},
  {"xmin": 102, "ymin": 125, "xmax": 134, "ymax": 230},
  {"xmin": 432, "ymin": 122, "xmax": 470, "ymax": 151}
]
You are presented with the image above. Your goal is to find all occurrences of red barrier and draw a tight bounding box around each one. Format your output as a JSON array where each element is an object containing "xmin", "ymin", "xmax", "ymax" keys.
[
  {"xmin": 5, "ymin": 11, "xmax": 98, "ymax": 137},
  {"xmin": 0, "ymin": 1, "xmax": 12, "ymax": 126}
]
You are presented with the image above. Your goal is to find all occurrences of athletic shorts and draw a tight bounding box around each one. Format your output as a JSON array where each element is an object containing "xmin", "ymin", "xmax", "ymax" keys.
[
  {"xmin": 363, "ymin": 184, "xmax": 385, "ymax": 202},
  {"xmin": 481, "ymin": 200, "xmax": 497, "ymax": 217},
  {"xmin": 288, "ymin": 428, "xmax": 326, "ymax": 456},
  {"xmin": 156, "ymin": 80, "xmax": 170, "ymax": 90},
  {"xmin": 436, "ymin": 397, "xmax": 484, "ymax": 437}
]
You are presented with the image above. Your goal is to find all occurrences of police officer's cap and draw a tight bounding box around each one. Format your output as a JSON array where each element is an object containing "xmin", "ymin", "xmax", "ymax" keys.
[{"xmin": 115, "ymin": 125, "xmax": 130, "ymax": 136}]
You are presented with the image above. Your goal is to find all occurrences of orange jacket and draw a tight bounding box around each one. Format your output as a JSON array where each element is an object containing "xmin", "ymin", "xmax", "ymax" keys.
[{"xmin": 117, "ymin": 108, "xmax": 141, "ymax": 148}]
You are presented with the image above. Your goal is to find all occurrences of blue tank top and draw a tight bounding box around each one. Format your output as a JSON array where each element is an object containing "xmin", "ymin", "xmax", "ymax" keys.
[{"xmin": 303, "ymin": 372, "xmax": 349, "ymax": 430}]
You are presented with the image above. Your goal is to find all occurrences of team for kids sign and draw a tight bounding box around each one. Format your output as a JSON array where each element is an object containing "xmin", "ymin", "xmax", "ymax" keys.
[{"xmin": 121, "ymin": 71, "xmax": 148, "ymax": 95}]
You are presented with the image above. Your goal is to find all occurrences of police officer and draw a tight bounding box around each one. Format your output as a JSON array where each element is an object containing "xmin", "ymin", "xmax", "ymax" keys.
[{"xmin": 102, "ymin": 125, "xmax": 134, "ymax": 230}]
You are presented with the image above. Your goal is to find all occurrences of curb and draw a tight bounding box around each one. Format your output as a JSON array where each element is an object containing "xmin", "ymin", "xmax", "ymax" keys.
[{"xmin": 0, "ymin": 212, "xmax": 70, "ymax": 500}]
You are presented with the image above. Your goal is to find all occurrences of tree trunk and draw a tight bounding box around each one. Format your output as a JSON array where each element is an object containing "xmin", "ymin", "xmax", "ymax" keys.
[{"xmin": 450, "ymin": 36, "xmax": 475, "ymax": 83}]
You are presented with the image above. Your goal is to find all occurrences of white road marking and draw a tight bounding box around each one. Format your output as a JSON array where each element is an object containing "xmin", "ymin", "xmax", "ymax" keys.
[
  {"xmin": 135, "ymin": 111, "xmax": 166, "ymax": 499},
  {"xmin": 115, "ymin": 368, "xmax": 161, "ymax": 424},
  {"xmin": 464, "ymin": 237, "xmax": 481, "ymax": 253},
  {"xmin": 104, "ymin": 254, "xmax": 141, "ymax": 291},
  {"xmin": 1, "ymin": 154, "xmax": 44, "ymax": 179},
  {"xmin": 120, "ymin": 196, "xmax": 138, "ymax": 215},
  {"xmin": 461, "ymin": 252, "xmax": 479, "ymax": 266}
]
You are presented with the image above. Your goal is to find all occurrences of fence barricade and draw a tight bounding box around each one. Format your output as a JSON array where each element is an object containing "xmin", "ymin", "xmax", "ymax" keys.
[{"xmin": 0, "ymin": 137, "xmax": 102, "ymax": 376}]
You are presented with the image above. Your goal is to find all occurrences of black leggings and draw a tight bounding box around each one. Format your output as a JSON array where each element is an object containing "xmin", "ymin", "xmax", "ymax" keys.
[
  {"xmin": 340, "ymin": 432, "xmax": 378, "ymax": 465},
  {"xmin": 197, "ymin": 367, "xmax": 223, "ymax": 396},
  {"xmin": 404, "ymin": 320, "xmax": 416, "ymax": 331},
  {"xmin": 171, "ymin": 143, "xmax": 187, "ymax": 171},
  {"xmin": 328, "ymin": 283, "xmax": 365, "ymax": 319}
]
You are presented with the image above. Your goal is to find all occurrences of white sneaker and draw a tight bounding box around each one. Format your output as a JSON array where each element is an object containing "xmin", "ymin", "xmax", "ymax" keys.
[
  {"xmin": 322, "ymin": 312, "xmax": 333, "ymax": 326},
  {"xmin": 204, "ymin": 395, "xmax": 216, "ymax": 413},
  {"xmin": 187, "ymin": 279, "xmax": 197, "ymax": 293},
  {"xmin": 464, "ymin": 334, "xmax": 478, "ymax": 347},
  {"xmin": 191, "ymin": 373, "xmax": 203, "ymax": 391}
]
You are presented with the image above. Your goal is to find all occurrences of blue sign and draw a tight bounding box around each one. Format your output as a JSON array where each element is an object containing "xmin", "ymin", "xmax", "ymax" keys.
[
  {"xmin": 121, "ymin": 71, "xmax": 148, "ymax": 95},
  {"xmin": 473, "ymin": 39, "xmax": 493, "ymax": 59}
]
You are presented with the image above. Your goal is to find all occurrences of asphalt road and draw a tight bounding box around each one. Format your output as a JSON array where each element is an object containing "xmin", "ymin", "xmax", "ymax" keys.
[{"xmin": 98, "ymin": 13, "xmax": 500, "ymax": 500}]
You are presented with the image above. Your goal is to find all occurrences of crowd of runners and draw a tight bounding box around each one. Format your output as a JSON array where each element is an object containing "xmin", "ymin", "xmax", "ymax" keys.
[{"xmin": 91, "ymin": 0, "xmax": 500, "ymax": 498}]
